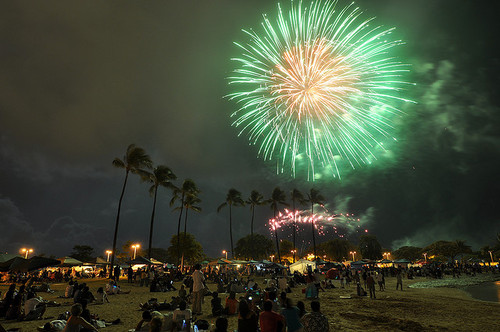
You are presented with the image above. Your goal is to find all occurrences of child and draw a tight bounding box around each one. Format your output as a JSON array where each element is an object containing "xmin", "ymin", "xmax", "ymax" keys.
[{"xmin": 96, "ymin": 287, "xmax": 109, "ymax": 304}]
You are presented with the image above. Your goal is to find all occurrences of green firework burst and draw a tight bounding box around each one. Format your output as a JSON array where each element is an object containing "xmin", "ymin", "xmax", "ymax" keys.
[{"xmin": 228, "ymin": 0, "xmax": 414, "ymax": 179}]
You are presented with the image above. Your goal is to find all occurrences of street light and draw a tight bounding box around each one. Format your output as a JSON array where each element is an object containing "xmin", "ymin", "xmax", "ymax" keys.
[
  {"xmin": 349, "ymin": 251, "xmax": 356, "ymax": 261},
  {"xmin": 131, "ymin": 244, "xmax": 140, "ymax": 259},
  {"xmin": 383, "ymin": 252, "xmax": 391, "ymax": 260},
  {"xmin": 20, "ymin": 248, "xmax": 33, "ymax": 259},
  {"xmin": 270, "ymin": 255, "xmax": 275, "ymax": 262},
  {"xmin": 291, "ymin": 249, "xmax": 297, "ymax": 263},
  {"xmin": 423, "ymin": 252, "xmax": 427, "ymax": 263},
  {"xmin": 106, "ymin": 250, "xmax": 112, "ymax": 262},
  {"xmin": 222, "ymin": 250, "xmax": 227, "ymax": 260},
  {"xmin": 488, "ymin": 250, "xmax": 494, "ymax": 263}
]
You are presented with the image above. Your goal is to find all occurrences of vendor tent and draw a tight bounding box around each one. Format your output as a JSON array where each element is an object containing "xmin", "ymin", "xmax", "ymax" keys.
[
  {"xmin": 58, "ymin": 256, "xmax": 83, "ymax": 267},
  {"xmin": 125, "ymin": 256, "xmax": 153, "ymax": 265},
  {"xmin": 289, "ymin": 259, "xmax": 316, "ymax": 274},
  {"xmin": 6, "ymin": 256, "xmax": 60, "ymax": 272}
]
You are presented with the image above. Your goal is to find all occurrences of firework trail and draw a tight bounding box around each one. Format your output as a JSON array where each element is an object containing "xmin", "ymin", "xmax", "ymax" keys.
[
  {"xmin": 268, "ymin": 206, "xmax": 368, "ymax": 240},
  {"xmin": 228, "ymin": 0, "xmax": 414, "ymax": 179}
]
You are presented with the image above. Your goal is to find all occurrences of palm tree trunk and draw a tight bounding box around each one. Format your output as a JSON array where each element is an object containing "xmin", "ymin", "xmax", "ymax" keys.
[
  {"xmin": 251, "ymin": 207, "xmax": 255, "ymax": 237},
  {"xmin": 229, "ymin": 204, "xmax": 234, "ymax": 259},
  {"xmin": 176, "ymin": 193, "xmax": 185, "ymax": 266},
  {"xmin": 292, "ymin": 199, "xmax": 296, "ymax": 263},
  {"xmin": 250, "ymin": 206, "xmax": 255, "ymax": 260},
  {"xmin": 181, "ymin": 208, "xmax": 189, "ymax": 272},
  {"xmin": 311, "ymin": 202, "xmax": 316, "ymax": 259},
  {"xmin": 147, "ymin": 186, "xmax": 158, "ymax": 259},
  {"xmin": 110, "ymin": 170, "xmax": 129, "ymax": 278},
  {"xmin": 274, "ymin": 208, "xmax": 281, "ymax": 263}
]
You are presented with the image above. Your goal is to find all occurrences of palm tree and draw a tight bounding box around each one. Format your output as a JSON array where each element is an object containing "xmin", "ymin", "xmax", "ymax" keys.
[
  {"xmin": 217, "ymin": 189, "xmax": 245, "ymax": 258},
  {"xmin": 270, "ymin": 187, "xmax": 288, "ymax": 263},
  {"xmin": 246, "ymin": 190, "xmax": 267, "ymax": 237},
  {"xmin": 180, "ymin": 192, "xmax": 202, "ymax": 270},
  {"xmin": 140, "ymin": 165, "xmax": 176, "ymax": 259},
  {"xmin": 170, "ymin": 179, "xmax": 200, "ymax": 265},
  {"xmin": 307, "ymin": 188, "xmax": 325, "ymax": 259},
  {"xmin": 290, "ymin": 189, "xmax": 306, "ymax": 262},
  {"xmin": 110, "ymin": 144, "xmax": 152, "ymax": 277}
]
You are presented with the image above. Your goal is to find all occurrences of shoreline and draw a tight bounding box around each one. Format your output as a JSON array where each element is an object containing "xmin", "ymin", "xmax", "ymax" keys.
[{"xmin": 408, "ymin": 273, "xmax": 500, "ymax": 289}]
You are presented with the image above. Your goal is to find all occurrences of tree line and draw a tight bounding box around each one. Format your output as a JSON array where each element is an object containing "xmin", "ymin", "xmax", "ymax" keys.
[{"xmin": 108, "ymin": 144, "xmax": 500, "ymax": 276}]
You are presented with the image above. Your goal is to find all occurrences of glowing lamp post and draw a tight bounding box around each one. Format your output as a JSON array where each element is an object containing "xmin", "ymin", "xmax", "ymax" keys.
[
  {"xmin": 270, "ymin": 255, "xmax": 275, "ymax": 262},
  {"xmin": 222, "ymin": 250, "xmax": 227, "ymax": 260},
  {"xmin": 21, "ymin": 248, "xmax": 33, "ymax": 259},
  {"xmin": 349, "ymin": 251, "xmax": 356, "ymax": 261},
  {"xmin": 423, "ymin": 252, "xmax": 427, "ymax": 263},
  {"xmin": 383, "ymin": 252, "xmax": 391, "ymax": 260},
  {"xmin": 291, "ymin": 249, "xmax": 297, "ymax": 263},
  {"xmin": 488, "ymin": 251, "xmax": 494, "ymax": 263},
  {"xmin": 106, "ymin": 250, "xmax": 112, "ymax": 262},
  {"xmin": 131, "ymin": 244, "xmax": 140, "ymax": 260}
]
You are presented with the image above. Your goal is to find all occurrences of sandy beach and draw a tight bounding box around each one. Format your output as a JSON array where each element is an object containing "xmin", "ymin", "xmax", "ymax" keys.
[{"xmin": 1, "ymin": 274, "xmax": 499, "ymax": 331}]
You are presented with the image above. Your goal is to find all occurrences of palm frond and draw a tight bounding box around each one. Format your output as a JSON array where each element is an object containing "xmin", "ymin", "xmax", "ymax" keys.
[
  {"xmin": 112, "ymin": 158, "xmax": 125, "ymax": 169},
  {"xmin": 217, "ymin": 202, "xmax": 227, "ymax": 212}
]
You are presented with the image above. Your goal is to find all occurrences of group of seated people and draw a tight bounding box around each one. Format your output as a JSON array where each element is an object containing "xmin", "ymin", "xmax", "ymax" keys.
[{"xmin": 0, "ymin": 283, "xmax": 60, "ymax": 321}]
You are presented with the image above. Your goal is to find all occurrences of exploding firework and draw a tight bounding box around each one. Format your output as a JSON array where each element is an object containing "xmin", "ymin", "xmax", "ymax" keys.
[
  {"xmin": 268, "ymin": 207, "xmax": 368, "ymax": 240},
  {"xmin": 228, "ymin": 0, "xmax": 414, "ymax": 179}
]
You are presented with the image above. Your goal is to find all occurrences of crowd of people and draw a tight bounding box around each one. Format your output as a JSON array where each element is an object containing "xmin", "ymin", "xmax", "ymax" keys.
[{"xmin": 1, "ymin": 259, "xmax": 498, "ymax": 331}]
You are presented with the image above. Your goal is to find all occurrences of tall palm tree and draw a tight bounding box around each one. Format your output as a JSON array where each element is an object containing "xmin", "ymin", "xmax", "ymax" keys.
[
  {"xmin": 140, "ymin": 165, "xmax": 176, "ymax": 259},
  {"xmin": 180, "ymin": 192, "xmax": 202, "ymax": 270},
  {"xmin": 110, "ymin": 144, "xmax": 152, "ymax": 277},
  {"xmin": 270, "ymin": 187, "xmax": 288, "ymax": 263},
  {"xmin": 217, "ymin": 189, "xmax": 245, "ymax": 258},
  {"xmin": 170, "ymin": 179, "xmax": 200, "ymax": 265},
  {"xmin": 290, "ymin": 189, "xmax": 306, "ymax": 262},
  {"xmin": 307, "ymin": 188, "xmax": 325, "ymax": 259},
  {"xmin": 246, "ymin": 190, "xmax": 267, "ymax": 237}
]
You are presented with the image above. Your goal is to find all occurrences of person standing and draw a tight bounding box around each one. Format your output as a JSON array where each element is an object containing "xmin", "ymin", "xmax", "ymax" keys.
[
  {"xmin": 367, "ymin": 273, "xmax": 376, "ymax": 299},
  {"xmin": 396, "ymin": 271, "xmax": 403, "ymax": 290},
  {"xmin": 192, "ymin": 263, "xmax": 205, "ymax": 315}
]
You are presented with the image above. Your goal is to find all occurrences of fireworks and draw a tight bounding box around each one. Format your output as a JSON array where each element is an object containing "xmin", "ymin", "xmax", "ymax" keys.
[
  {"xmin": 228, "ymin": 0, "xmax": 414, "ymax": 179},
  {"xmin": 268, "ymin": 207, "xmax": 366, "ymax": 239}
]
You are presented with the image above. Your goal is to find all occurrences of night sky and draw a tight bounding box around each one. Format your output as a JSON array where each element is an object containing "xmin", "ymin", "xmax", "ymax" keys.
[{"xmin": 1, "ymin": 1, "xmax": 499, "ymax": 258}]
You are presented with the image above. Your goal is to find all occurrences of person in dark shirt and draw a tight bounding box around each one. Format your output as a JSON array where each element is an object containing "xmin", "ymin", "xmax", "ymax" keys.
[{"xmin": 237, "ymin": 299, "xmax": 258, "ymax": 332}]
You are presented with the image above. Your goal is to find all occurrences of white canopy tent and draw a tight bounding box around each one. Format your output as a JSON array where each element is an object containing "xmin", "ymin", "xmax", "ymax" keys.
[{"xmin": 289, "ymin": 259, "xmax": 316, "ymax": 274}]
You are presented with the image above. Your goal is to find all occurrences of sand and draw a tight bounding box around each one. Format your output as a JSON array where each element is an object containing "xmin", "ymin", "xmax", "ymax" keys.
[{"xmin": 1, "ymin": 273, "xmax": 499, "ymax": 331}]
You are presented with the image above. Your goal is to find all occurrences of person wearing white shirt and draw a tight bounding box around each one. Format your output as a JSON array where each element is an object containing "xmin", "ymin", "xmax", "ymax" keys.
[{"xmin": 191, "ymin": 264, "xmax": 205, "ymax": 315}]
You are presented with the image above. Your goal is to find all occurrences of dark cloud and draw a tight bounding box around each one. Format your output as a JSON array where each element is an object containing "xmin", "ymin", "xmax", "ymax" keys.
[{"xmin": 0, "ymin": 1, "xmax": 499, "ymax": 258}]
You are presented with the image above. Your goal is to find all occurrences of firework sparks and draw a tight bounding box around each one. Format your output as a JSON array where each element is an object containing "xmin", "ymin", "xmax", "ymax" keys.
[
  {"xmin": 268, "ymin": 207, "xmax": 366, "ymax": 239},
  {"xmin": 228, "ymin": 0, "xmax": 414, "ymax": 179}
]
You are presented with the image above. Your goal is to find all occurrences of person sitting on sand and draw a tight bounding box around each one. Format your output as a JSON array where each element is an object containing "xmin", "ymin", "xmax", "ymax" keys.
[
  {"xmin": 95, "ymin": 287, "xmax": 109, "ymax": 304},
  {"xmin": 149, "ymin": 317, "xmax": 162, "ymax": 332},
  {"xmin": 65, "ymin": 281, "xmax": 74, "ymax": 298},
  {"xmin": 259, "ymin": 300, "xmax": 285, "ymax": 332},
  {"xmin": 237, "ymin": 298, "xmax": 258, "ymax": 332},
  {"xmin": 211, "ymin": 292, "xmax": 223, "ymax": 317},
  {"xmin": 135, "ymin": 311, "xmax": 152, "ymax": 332},
  {"xmin": 224, "ymin": 291, "xmax": 238, "ymax": 315},
  {"xmin": 280, "ymin": 298, "xmax": 302, "ymax": 332},
  {"xmin": 300, "ymin": 301, "xmax": 328, "ymax": 332},
  {"xmin": 62, "ymin": 303, "xmax": 97, "ymax": 332},
  {"xmin": 172, "ymin": 300, "xmax": 192, "ymax": 331},
  {"xmin": 24, "ymin": 291, "xmax": 47, "ymax": 321},
  {"xmin": 213, "ymin": 317, "xmax": 229, "ymax": 332}
]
